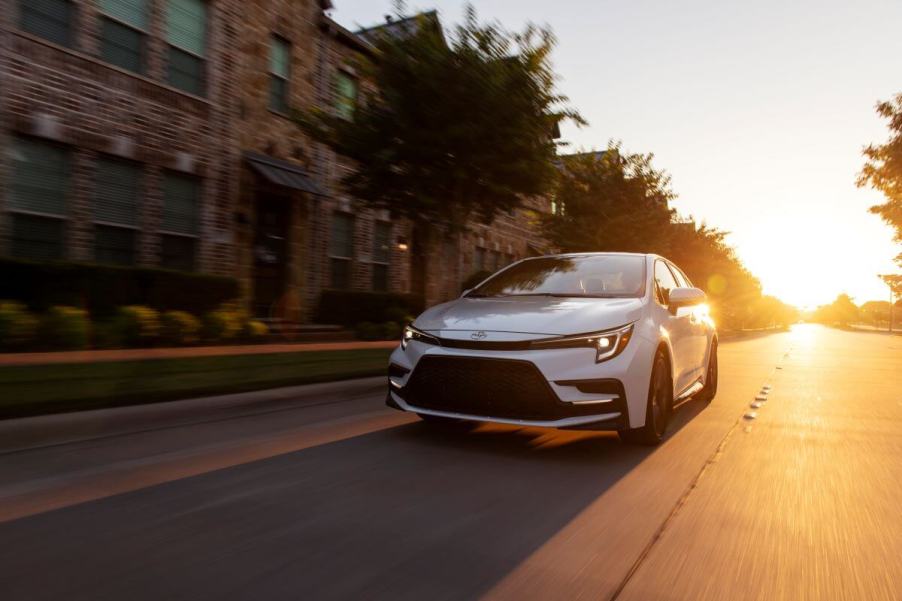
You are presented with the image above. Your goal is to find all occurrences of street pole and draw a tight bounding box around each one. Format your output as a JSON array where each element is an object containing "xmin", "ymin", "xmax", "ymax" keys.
[
  {"xmin": 880, "ymin": 274, "xmax": 900, "ymax": 333},
  {"xmin": 891, "ymin": 287, "xmax": 895, "ymax": 333}
]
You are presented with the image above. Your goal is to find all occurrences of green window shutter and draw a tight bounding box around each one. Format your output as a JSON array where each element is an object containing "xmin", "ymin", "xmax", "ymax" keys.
[
  {"xmin": 95, "ymin": 224, "xmax": 137, "ymax": 265},
  {"xmin": 168, "ymin": 46, "xmax": 204, "ymax": 95},
  {"xmin": 335, "ymin": 72, "xmax": 358, "ymax": 120},
  {"xmin": 101, "ymin": 18, "xmax": 144, "ymax": 73},
  {"xmin": 11, "ymin": 214, "xmax": 66, "ymax": 261},
  {"xmin": 20, "ymin": 0, "xmax": 73, "ymax": 47},
  {"xmin": 270, "ymin": 37, "xmax": 290, "ymax": 78},
  {"xmin": 100, "ymin": 0, "xmax": 147, "ymax": 28},
  {"xmin": 372, "ymin": 221, "xmax": 391, "ymax": 264},
  {"xmin": 330, "ymin": 212, "xmax": 353, "ymax": 258},
  {"xmin": 161, "ymin": 173, "xmax": 200, "ymax": 235},
  {"xmin": 10, "ymin": 137, "xmax": 69, "ymax": 216},
  {"xmin": 94, "ymin": 158, "xmax": 141, "ymax": 226},
  {"xmin": 166, "ymin": 0, "xmax": 206, "ymax": 56}
]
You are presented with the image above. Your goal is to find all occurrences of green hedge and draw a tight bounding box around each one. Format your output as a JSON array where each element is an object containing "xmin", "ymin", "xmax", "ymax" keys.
[
  {"xmin": 0, "ymin": 258, "xmax": 240, "ymax": 318},
  {"xmin": 315, "ymin": 290, "xmax": 425, "ymax": 327}
]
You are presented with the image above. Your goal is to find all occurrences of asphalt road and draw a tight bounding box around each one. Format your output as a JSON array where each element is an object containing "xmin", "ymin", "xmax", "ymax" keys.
[{"xmin": 0, "ymin": 325, "xmax": 899, "ymax": 600}]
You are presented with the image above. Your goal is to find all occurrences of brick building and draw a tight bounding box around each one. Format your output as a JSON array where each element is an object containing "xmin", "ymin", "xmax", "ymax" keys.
[{"xmin": 0, "ymin": 1, "xmax": 553, "ymax": 324}]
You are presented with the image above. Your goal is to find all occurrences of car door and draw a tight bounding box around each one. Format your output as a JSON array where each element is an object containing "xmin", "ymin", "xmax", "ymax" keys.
[
  {"xmin": 668, "ymin": 261, "xmax": 709, "ymax": 377},
  {"xmin": 653, "ymin": 260, "xmax": 695, "ymax": 396}
]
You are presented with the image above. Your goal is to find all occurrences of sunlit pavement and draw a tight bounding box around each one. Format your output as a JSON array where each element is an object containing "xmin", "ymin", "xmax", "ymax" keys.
[{"xmin": 0, "ymin": 325, "xmax": 899, "ymax": 600}]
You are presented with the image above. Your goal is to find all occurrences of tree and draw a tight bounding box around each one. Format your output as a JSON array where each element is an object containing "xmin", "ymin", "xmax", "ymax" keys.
[
  {"xmin": 813, "ymin": 294, "xmax": 859, "ymax": 326},
  {"xmin": 858, "ymin": 93, "xmax": 902, "ymax": 266},
  {"xmin": 298, "ymin": 7, "xmax": 582, "ymax": 297},
  {"xmin": 542, "ymin": 143, "xmax": 675, "ymax": 254}
]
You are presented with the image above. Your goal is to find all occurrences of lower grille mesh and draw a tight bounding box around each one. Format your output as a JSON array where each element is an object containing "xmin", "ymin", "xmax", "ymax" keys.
[{"xmin": 402, "ymin": 356, "xmax": 607, "ymax": 420}]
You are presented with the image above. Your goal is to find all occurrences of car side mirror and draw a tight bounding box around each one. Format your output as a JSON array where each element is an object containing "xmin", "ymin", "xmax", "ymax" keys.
[{"xmin": 668, "ymin": 287, "xmax": 706, "ymax": 315}]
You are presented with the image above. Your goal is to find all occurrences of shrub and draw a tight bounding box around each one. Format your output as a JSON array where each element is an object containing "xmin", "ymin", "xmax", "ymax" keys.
[
  {"xmin": 201, "ymin": 310, "xmax": 243, "ymax": 342},
  {"xmin": 160, "ymin": 311, "xmax": 201, "ymax": 346},
  {"xmin": 0, "ymin": 301, "xmax": 39, "ymax": 351},
  {"xmin": 355, "ymin": 321, "xmax": 383, "ymax": 341},
  {"xmin": 0, "ymin": 258, "xmax": 240, "ymax": 318},
  {"xmin": 382, "ymin": 321, "xmax": 402, "ymax": 341},
  {"xmin": 113, "ymin": 306, "xmax": 161, "ymax": 347},
  {"xmin": 241, "ymin": 319, "xmax": 269, "ymax": 343},
  {"xmin": 40, "ymin": 306, "xmax": 90, "ymax": 350},
  {"xmin": 316, "ymin": 291, "xmax": 425, "ymax": 327}
]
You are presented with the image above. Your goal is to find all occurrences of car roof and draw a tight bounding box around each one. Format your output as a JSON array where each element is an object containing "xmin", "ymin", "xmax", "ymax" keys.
[{"xmin": 528, "ymin": 251, "xmax": 658, "ymax": 260}]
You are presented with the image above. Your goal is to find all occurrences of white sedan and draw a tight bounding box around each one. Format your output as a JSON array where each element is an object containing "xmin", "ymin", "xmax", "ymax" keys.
[{"xmin": 386, "ymin": 252, "xmax": 718, "ymax": 445}]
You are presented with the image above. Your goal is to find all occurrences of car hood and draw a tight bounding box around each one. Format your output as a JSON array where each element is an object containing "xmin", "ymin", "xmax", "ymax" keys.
[{"xmin": 414, "ymin": 296, "xmax": 644, "ymax": 337}]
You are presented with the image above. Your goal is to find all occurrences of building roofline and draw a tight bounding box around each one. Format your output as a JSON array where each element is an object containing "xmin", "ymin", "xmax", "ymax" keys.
[{"xmin": 321, "ymin": 16, "xmax": 377, "ymax": 56}]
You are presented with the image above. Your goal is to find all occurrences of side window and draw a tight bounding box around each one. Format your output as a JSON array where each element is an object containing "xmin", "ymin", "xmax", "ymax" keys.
[
  {"xmin": 335, "ymin": 71, "xmax": 358, "ymax": 121},
  {"xmin": 669, "ymin": 263, "xmax": 692, "ymax": 288},
  {"xmin": 99, "ymin": 0, "xmax": 149, "ymax": 73},
  {"xmin": 20, "ymin": 0, "xmax": 74, "ymax": 48},
  {"xmin": 654, "ymin": 260, "xmax": 679, "ymax": 305},
  {"xmin": 165, "ymin": 0, "xmax": 207, "ymax": 96},
  {"xmin": 269, "ymin": 35, "xmax": 290, "ymax": 112}
]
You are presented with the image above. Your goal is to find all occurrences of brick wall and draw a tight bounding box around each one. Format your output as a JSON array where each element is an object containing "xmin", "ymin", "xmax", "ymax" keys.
[{"xmin": 0, "ymin": 0, "xmax": 240, "ymax": 276}]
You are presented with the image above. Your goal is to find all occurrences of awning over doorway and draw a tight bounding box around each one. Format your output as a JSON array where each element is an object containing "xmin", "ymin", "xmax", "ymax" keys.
[{"xmin": 244, "ymin": 151, "xmax": 325, "ymax": 196}]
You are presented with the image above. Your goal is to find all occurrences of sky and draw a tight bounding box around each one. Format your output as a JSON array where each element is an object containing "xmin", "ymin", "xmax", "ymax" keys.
[{"xmin": 329, "ymin": 0, "xmax": 902, "ymax": 308}]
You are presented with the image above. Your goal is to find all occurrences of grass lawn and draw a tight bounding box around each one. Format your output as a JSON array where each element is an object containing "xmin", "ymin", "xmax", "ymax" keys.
[{"xmin": 0, "ymin": 348, "xmax": 392, "ymax": 419}]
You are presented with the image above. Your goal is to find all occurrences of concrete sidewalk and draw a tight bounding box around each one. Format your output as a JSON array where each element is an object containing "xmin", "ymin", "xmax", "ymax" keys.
[{"xmin": 0, "ymin": 340, "xmax": 398, "ymax": 367}]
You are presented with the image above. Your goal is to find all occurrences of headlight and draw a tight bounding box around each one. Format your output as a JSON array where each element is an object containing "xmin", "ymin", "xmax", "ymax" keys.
[
  {"xmin": 529, "ymin": 323, "xmax": 634, "ymax": 363},
  {"xmin": 401, "ymin": 325, "xmax": 440, "ymax": 350}
]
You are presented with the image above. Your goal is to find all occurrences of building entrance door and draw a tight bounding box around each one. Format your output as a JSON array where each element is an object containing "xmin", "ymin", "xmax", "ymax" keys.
[{"xmin": 253, "ymin": 194, "xmax": 290, "ymax": 317}]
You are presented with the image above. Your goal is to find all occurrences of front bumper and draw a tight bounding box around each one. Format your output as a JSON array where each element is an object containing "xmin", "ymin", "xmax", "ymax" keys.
[{"xmin": 386, "ymin": 342, "xmax": 649, "ymax": 430}]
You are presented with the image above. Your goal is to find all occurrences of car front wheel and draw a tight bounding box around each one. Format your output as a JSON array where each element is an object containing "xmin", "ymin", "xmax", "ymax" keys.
[{"xmin": 619, "ymin": 350, "xmax": 671, "ymax": 445}]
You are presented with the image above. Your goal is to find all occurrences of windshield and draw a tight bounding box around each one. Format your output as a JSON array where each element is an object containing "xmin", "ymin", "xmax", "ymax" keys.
[{"xmin": 468, "ymin": 255, "xmax": 647, "ymax": 298}]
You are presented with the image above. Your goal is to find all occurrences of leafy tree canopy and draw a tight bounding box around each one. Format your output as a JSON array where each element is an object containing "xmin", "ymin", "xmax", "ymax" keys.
[
  {"xmin": 858, "ymin": 93, "xmax": 902, "ymax": 266},
  {"xmin": 542, "ymin": 142, "xmax": 675, "ymax": 254},
  {"xmin": 298, "ymin": 6, "xmax": 583, "ymax": 228},
  {"xmin": 543, "ymin": 141, "xmax": 794, "ymax": 329}
]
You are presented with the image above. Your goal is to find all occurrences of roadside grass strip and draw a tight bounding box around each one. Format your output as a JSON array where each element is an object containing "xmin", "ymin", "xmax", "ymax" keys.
[{"xmin": 0, "ymin": 348, "xmax": 392, "ymax": 419}]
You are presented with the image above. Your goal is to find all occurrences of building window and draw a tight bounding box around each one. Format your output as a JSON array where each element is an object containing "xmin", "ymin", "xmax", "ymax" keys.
[
  {"xmin": 8, "ymin": 137, "xmax": 70, "ymax": 260},
  {"xmin": 269, "ymin": 35, "xmax": 290, "ymax": 113},
  {"xmin": 99, "ymin": 0, "xmax": 148, "ymax": 73},
  {"xmin": 335, "ymin": 71, "xmax": 358, "ymax": 121},
  {"xmin": 474, "ymin": 246, "xmax": 485, "ymax": 271},
  {"xmin": 372, "ymin": 221, "xmax": 391, "ymax": 291},
  {"xmin": 19, "ymin": 0, "xmax": 74, "ymax": 47},
  {"xmin": 94, "ymin": 157, "xmax": 141, "ymax": 265},
  {"xmin": 490, "ymin": 250, "xmax": 501, "ymax": 272},
  {"xmin": 165, "ymin": 0, "xmax": 206, "ymax": 95},
  {"xmin": 160, "ymin": 172, "xmax": 200, "ymax": 271},
  {"xmin": 330, "ymin": 212, "xmax": 354, "ymax": 289}
]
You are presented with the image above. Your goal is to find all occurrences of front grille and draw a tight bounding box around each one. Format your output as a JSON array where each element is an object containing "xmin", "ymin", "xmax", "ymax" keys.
[{"xmin": 401, "ymin": 356, "xmax": 607, "ymax": 420}]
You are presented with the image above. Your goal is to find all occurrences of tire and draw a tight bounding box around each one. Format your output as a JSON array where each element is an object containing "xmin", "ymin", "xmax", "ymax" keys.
[
  {"xmin": 619, "ymin": 350, "xmax": 671, "ymax": 445},
  {"xmin": 697, "ymin": 339, "xmax": 718, "ymax": 403}
]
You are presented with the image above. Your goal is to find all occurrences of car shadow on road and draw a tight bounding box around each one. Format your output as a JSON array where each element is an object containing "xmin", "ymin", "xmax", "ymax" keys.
[{"xmin": 0, "ymin": 399, "xmax": 709, "ymax": 601}]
